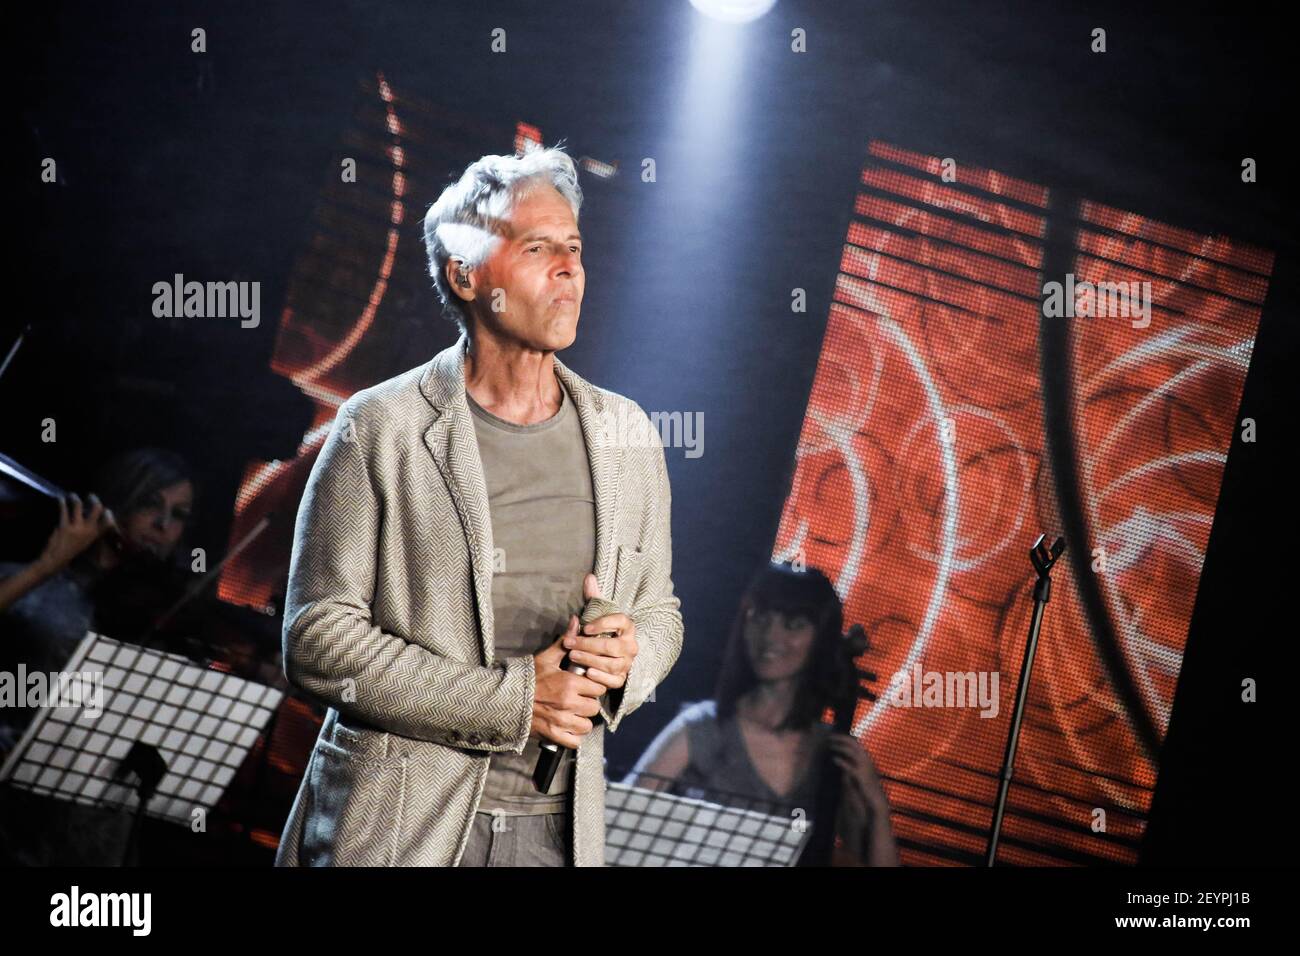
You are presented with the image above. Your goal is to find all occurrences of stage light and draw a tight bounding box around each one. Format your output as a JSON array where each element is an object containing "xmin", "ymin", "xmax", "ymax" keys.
[{"xmin": 689, "ymin": 0, "xmax": 778, "ymax": 24}]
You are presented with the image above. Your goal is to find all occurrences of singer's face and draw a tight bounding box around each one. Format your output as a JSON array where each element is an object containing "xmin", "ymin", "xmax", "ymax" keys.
[
  {"xmin": 121, "ymin": 480, "xmax": 193, "ymax": 559},
  {"xmin": 743, "ymin": 605, "xmax": 816, "ymax": 682},
  {"xmin": 461, "ymin": 185, "xmax": 584, "ymax": 350}
]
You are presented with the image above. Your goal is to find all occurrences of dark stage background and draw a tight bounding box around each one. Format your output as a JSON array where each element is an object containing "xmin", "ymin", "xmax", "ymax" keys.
[{"xmin": 6, "ymin": 1, "xmax": 1295, "ymax": 866}]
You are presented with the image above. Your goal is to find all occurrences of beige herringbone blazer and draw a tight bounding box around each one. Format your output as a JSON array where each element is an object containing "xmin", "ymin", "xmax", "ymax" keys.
[{"xmin": 273, "ymin": 334, "xmax": 683, "ymax": 866}]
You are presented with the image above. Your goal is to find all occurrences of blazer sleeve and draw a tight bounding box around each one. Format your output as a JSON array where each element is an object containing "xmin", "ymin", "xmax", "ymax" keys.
[
  {"xmin": 598, "ymin": 430, "xmax": 684, "ymax": 734},
  {"xmin": 281, "ymin": 401, "xmax": 535, "ymax": 755}
]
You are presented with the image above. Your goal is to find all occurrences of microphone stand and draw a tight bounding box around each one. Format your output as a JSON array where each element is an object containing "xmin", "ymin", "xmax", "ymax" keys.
[
  {"xmin": 116, "ymin": 741, "xmax": 168, "ymax": 866},
  {"xmin": 985, "ymin": 533, "xmax": 1066, "ymax": 866}
]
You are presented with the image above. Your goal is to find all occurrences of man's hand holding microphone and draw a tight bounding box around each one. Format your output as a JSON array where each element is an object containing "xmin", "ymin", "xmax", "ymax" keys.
[{"xmin": 531, "ymin": 572, "xmax": 640, "ymax": 754}]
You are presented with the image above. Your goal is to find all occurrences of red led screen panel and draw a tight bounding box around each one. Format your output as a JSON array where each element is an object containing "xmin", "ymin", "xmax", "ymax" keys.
[{"xmin": 772, "ymin": 141, "xmax": 1273, "ymax": 865}]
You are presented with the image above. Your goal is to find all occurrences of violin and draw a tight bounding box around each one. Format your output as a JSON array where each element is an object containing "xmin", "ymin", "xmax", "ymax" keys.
[
  {"xmin": 798, "ymin": 622, "xmax": 878, "ymax": 866},
  {"xmin": 1, "ymin": 451, "xmax": 283, "ymax": 686}
]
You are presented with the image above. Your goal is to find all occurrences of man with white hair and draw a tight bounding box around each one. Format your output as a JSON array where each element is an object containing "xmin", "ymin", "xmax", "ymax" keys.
[{"xmin": 274, "ymin": 143, "xmax": 683, "ymax": 866}]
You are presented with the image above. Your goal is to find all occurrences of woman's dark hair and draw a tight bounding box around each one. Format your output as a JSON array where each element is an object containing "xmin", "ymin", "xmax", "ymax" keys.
[
  {"xmin": 714, "ymin": 561, "xmax": 859, "ymax": 732},
  {"xmin": 94, "ymin": 447, "xmax": 196, "ymax": 518},
  {"xmin": 92, "ymin": 447, "xmax": 198, "ymax": 566}
]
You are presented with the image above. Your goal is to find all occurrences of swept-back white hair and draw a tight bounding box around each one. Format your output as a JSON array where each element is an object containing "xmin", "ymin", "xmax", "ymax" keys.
[{"xmin": 422, "ymin": 141, "xmax": 583, "ymax": 334}]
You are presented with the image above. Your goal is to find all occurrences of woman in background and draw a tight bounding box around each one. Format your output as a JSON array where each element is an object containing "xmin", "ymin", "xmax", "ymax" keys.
[
  {"xmin": 0, "ymin": 447, "xmax": 196, "ymax": 865},
  {"xmin": 627, "ymin": 561, "xmax": 899, "ymax": 866},
  {"xmin": 1, "ymin": 447, "xmax": 196, "ymax": 749}
]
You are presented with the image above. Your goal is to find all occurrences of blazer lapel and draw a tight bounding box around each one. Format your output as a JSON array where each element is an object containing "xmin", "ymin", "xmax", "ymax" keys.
[
  {"xmin": 555, "ymin": 356, "xmax": 624, "ymax": 603},
  {"xmin": 417, "ymin": 335, "xmax": 625, "ymax": 665},
  {"xmin": 420, "ymin": 336, "xmax": 498, "ymax": 664}
]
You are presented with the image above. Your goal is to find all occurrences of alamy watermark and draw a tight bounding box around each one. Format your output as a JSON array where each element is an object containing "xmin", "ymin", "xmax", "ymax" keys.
[
  {"xmin": 0, "ymin": 666, "xmax": 103, "ymax": 718},
  {"xmin": 50, "ymin": 885, "xmax": 151, "ymax": 935},
  {"xmin": 1042, "ymin": 274, "xmax": 1151, "ymax": 328},
  {"xmin": 884, "ymin": 662, "xmax": 1000, "ymax": 718},
  {"xmin": 152, "ymin": 272, "xmax": 260, "ymax": 328},
  {"xmin": 592, "ymin": 404, "xmax": 704, "ymax": 458}
]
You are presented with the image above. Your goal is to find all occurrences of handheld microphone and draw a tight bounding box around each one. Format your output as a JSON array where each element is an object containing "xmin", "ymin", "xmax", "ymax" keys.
[
  {"xmin": 532, "ymin": 657, "xmax": 587, "ymax": 794},
  {"xmin": 533, "ymin": 594, "xmax": 623, "ymax": 793}
]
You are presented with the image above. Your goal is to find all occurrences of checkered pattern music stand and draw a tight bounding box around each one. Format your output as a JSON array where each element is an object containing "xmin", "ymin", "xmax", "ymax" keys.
[
  {"xmin": 0, "ymin": 630, "xmax": 283, "ymax": 824},
  {"xmin": 603, "ymin": 769, "xmax": 813, "ymax": 866}
]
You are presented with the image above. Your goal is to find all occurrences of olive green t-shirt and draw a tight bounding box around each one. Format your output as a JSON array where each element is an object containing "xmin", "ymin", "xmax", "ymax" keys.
[{"xmin": 468, "ymin": 378, "xmax": 596, "ymax": 814}]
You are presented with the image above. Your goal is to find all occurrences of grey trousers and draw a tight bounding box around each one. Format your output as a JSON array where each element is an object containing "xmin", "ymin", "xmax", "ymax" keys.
[{"xmin": 457, "ymin": 810, "xmax": 571, "ymax": 867}]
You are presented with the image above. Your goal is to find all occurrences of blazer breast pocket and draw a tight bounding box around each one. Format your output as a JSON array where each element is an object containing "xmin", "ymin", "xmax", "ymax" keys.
[{"xmin": 612, "ymin": 544, "xmax": 644, "ymax": 610}]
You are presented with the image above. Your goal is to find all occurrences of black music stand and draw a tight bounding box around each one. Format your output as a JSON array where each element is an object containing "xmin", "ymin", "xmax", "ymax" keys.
[
  {"xmin": 0, "ymin": 630, "xmax": 284, "ymax": 861},
  {"xmin": 603, "ymin": 768, "xmax": 813, "ymax": 866}
]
